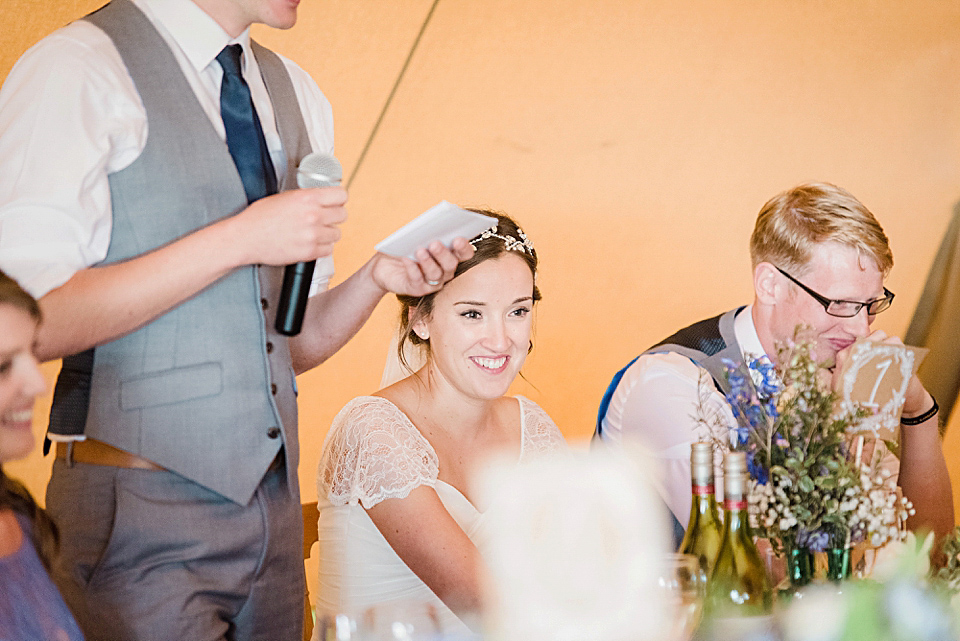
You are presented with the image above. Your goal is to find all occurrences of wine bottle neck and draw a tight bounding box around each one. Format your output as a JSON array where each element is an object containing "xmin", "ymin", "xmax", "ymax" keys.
[
  {"xmin": 692, "ymin": 492, "xmax": 719, "ymax": 518},
  {"xmin": 721, "ymin": 505, "xmax": 750, "ymax": 537}
]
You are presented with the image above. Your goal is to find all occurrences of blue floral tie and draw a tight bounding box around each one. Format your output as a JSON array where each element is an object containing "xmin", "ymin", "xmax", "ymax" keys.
[{"xmin": 216, "ymin": 44, "xmax": 277, "ymax": 203}]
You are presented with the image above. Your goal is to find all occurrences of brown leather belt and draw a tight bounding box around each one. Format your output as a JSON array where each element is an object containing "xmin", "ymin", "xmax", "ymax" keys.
[{"xmin": 55, "ymin": 439, "xmax": 165, "ymax": 471}]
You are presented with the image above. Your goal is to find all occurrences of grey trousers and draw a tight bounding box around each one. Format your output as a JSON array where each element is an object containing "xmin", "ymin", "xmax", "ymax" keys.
[{"xmin": 46, "ymin": 459, "xmax": 304, "ymax": 641}]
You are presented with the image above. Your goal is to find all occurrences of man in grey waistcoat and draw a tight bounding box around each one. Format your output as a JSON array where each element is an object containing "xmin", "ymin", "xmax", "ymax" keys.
[
  {"xmin": 0, "ymin": 0, "xmax": 471, "ymax": 638},
  {"xmin": 595, "ymin": 182, "xmax": 953, "ymax": 546}
]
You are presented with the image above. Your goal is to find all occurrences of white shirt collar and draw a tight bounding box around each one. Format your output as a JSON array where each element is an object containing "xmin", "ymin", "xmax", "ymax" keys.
[
  {"xmin": 133, "ymin": 0, "xmax": 252, "ymax": 73},
  {"xmin": 734, "ymin": 304, "xmax": 768, "ymax": 363}
]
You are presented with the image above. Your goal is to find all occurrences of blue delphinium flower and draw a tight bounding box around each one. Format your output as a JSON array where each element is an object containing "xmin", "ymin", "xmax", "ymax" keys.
[
  {"xmin": 747, "ymin": 449, "xmax": 768, "ymax": 485},
  {"xmin": 722, "ymin": 358, "xmax": 778, "ymax": 453},
  {"xmin": 750, "ymin": 357, "xmax": 780, "ymax": 421},
  {"xmin": 735, "ymin": 426, "xmax": 749, "ymax": 448},
  {"xmin": 796, "ymin": 528, "xmax": 830, "ymax": 553},
  {"xmin": 809, "ymin": 531, "xmax": 829, "ymax": 553},
  {"xmin": 723, "ymin": 360, "xmax": 752, "ymax": 409}
]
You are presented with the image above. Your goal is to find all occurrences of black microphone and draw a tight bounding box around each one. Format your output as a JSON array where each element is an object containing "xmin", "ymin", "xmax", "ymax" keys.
[{"xmin": 275, "ymin": 153, "xmax": 343, "ymax": 336}]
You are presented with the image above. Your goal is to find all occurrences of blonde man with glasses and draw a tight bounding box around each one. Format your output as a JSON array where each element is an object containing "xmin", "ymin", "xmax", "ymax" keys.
[{"xmin": 596, "ymin": 182, "xmax": 953, "ymax": 548}]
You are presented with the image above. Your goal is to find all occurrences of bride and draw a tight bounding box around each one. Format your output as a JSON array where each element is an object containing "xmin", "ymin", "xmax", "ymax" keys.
[{"xmin": 314, "ymin": 211, "xmax": 565, "ymax": 635}]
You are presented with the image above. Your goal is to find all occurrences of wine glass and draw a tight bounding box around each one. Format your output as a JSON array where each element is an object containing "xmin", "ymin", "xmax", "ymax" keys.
[
  {"xmin": 357, "ymin": 600, "xmax": 444, "ymax": 641},
  {"xmin": 313, "ymin": 612, "xmax": 361, "ymax": 641},
  {"xmin": 657, "ymin": 553, "xmax": 708, "ymax": 641}
]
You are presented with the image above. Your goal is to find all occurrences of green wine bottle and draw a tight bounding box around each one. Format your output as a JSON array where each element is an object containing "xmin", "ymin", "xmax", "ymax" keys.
[
  {"xmin": 701, "ymin": 451, "xmax": 775, "ymax": 640},
  {"xmin": 679, "ymin": 442, "xmax": 723, "ymax": 577}
]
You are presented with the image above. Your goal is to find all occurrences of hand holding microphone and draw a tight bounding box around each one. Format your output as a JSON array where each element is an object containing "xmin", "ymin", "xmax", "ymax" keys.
[{"xmin": 275, "ymin": 153, "xmax": 343, "ymax": 336}]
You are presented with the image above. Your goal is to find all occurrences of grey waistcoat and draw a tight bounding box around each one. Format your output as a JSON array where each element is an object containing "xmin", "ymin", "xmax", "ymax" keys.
[
  {"xmin": 594, "ymin": 307, "xmax": 746, "ymax": 439},
  {"xmin": 47, "ymin": 0, "xmax": 313, "ymax": 505},
  {"xmin": 644, "ymin": 306, "xmax": 747, "ymax": 396}
]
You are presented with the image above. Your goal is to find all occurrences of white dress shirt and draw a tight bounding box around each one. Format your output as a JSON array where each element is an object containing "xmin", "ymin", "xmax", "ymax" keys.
[
  {"xmin": 599, "ymin": 306, "xmax": 767, "ymax": 527},
  {"xmin": 0, "ymin": 0, "xmax": 335, "ymax": 298}
]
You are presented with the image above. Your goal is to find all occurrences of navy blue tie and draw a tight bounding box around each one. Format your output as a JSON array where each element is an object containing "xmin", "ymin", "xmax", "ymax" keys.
[{"xmin": 217, "ymin": 44, "xmax": 277, "ymax": 204}]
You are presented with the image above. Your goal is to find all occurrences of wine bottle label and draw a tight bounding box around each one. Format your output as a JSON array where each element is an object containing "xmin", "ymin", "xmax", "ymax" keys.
[
  {"xmin": 723, "ymin": 498, "xmax": 747, "ymax": 510},
  {"xmin": 692, "ymin": 484, "xmax": 715, "ymax": 495}
]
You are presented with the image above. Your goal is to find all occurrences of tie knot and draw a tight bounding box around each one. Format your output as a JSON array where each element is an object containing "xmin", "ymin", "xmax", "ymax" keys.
[{"xmin": 216, "ymin": 44, "xmax": 244, "ymax": 78}]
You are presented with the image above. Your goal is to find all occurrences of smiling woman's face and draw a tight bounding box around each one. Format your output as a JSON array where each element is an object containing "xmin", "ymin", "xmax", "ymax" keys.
[
  {"xmin": 414, "ymin": 253, "xmax": 535, "ymax": 401},
  {"xmin": 0, "ymin": 303, "xmax": 45, "ymax": 465}
]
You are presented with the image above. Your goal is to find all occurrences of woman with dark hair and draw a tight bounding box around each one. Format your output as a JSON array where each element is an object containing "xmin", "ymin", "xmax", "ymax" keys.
[
  {"xmin": 0, "ymin": 270, "xmax": 83, "ymax": 640},
  {"xmin": 314, "ymin": 211, "xmax": 565, "ymax": 636}
]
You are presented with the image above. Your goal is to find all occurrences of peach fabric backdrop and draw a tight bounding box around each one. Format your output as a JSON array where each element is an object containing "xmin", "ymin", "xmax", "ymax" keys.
[{"xmin": 4, "ymin": 0, "xmax": 960, "ymax": 519}]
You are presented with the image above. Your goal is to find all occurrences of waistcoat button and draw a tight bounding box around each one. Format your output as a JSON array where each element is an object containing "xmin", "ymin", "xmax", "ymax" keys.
[
  {"xmin": 266, "ymin": 341, "xmax": 274, "ymax": 354},
  {"xmin": 261, "ymin": 298, "xmax": 269, "ymax": 310},
  {"xmin": 271, "ymin": 383, "xmax": 278, "ymax": 395},
  {"xmin": 266, "ymin": 426, "xmax": 281, "ymax": 439}
]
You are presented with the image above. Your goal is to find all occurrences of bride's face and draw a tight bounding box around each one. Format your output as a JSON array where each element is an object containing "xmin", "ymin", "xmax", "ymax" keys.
[{"xmin": 414, "ymin": 253, "xmax": 535, "ymax": 401}]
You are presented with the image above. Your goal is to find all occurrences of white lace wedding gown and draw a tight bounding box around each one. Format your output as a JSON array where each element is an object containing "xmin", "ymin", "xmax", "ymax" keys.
[{"xmin": 314, "ymin": 395, "xmax": 565, "ymax": 637}]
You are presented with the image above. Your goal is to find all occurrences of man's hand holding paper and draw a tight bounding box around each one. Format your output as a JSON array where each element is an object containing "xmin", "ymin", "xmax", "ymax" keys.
[{"xmin": 369, "ymin": 201, "xmax": 490, "ymax": 296}]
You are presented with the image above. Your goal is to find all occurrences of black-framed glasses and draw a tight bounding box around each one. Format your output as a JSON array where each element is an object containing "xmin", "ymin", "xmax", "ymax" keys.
[{"xmin": 775, "ymin": 266, "xmax": 894, "ymax": 317}]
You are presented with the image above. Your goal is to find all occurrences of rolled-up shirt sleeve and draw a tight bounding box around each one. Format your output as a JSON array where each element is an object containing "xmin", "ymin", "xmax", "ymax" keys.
[
  {"xmin": 0, "ymin": 22, "xmax": 146, "ymax": 298},
  {"xmin": 1, "ymin": 21, "xmax": 340, "ymax": 300}
]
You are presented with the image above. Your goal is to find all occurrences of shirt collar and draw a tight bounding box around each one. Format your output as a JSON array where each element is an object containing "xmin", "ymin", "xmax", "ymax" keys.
[
  {"xmin": 734, "ymin": 304, "xmax": 768, "ymax": 362},
  {"xmin": 134, "ymin": 0, "xmax": 252, "ymax": 73}
]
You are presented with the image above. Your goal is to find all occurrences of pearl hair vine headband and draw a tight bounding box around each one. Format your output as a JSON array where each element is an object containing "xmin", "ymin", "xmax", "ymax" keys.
[{"xmin": 469, "ymin": 224, "xmax": 535, "ymax": 255}]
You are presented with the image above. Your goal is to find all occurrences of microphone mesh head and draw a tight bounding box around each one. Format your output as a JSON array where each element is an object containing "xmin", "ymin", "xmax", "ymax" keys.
[{"xmin": 297, "ymin": 153, "xmax": 343, "ymax": 188}]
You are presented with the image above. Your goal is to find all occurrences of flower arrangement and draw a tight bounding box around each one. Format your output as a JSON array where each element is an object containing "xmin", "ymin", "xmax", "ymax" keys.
[{"xmin": 697, "ymin": 330, "xmax": 913, "ymax": 555}]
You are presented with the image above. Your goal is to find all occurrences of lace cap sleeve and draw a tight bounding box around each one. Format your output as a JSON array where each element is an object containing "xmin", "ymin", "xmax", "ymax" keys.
[
  {"xmin": 318, "ymin": 397, "xmax": 439, "ymax": 509},
  {"xmin": 517, "ymin": 396, "xmax": 567, "ymax": 460}
]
